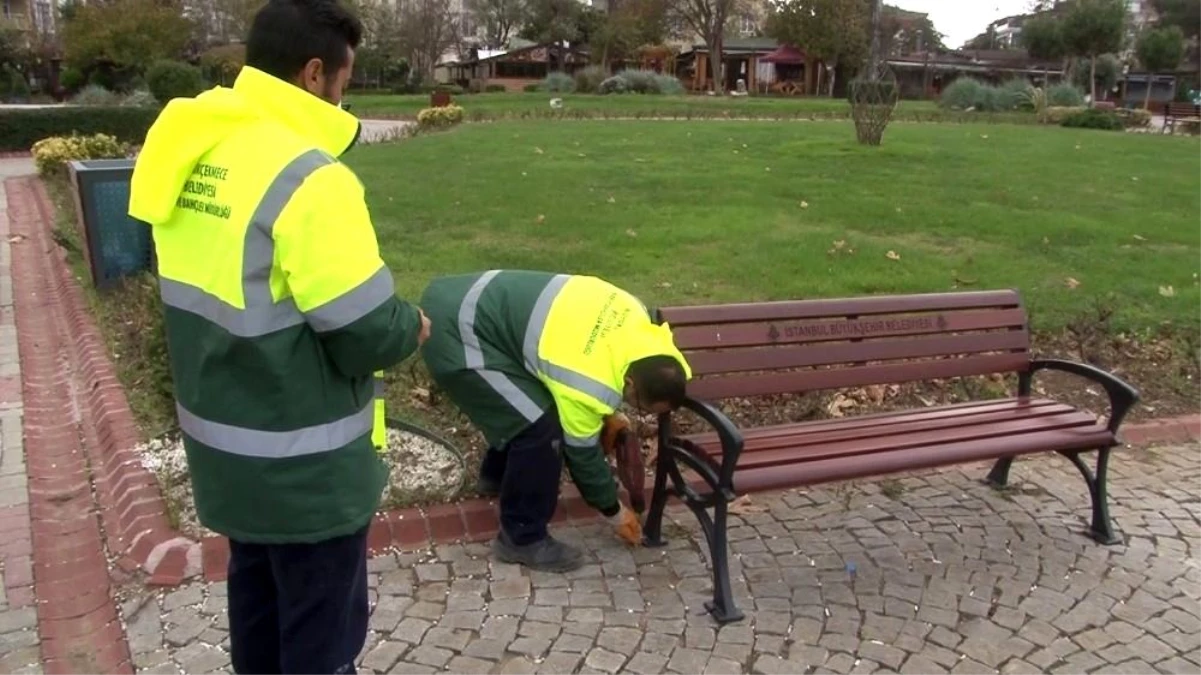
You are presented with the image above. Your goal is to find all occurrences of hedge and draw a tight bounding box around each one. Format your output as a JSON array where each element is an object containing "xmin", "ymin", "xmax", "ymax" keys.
[{"xmin": 0, "ymin": 106, "xmax": 161, "ymax": 152}]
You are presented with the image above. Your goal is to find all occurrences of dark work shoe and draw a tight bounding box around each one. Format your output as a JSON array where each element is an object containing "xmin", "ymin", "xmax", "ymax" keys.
[
  {"xmin": 477, "ymin": 476, "xmax": 501, "ymax": 497},
  {"xmin": 491, "ymin": 532, "xmax": 584, "ymax": 573}
]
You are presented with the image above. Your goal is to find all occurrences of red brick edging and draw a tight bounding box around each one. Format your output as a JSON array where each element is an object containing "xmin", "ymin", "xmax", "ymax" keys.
[
  {"xmin": 7, "ymin": 174, "xmax": 1200, "ymax": 591},
  {"xmin": 8, "ymin": 176, "xmax": 133, "ymax": 671}
]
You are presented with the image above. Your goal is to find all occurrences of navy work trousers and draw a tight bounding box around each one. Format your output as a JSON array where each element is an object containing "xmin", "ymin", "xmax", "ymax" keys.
[
  {"xmin": 479, "ymin": 409, "xmax": 564, "ymax": 546},
  {"xmin": 226, "ymin": 524, "xmax": 370, "ymax": 674}
]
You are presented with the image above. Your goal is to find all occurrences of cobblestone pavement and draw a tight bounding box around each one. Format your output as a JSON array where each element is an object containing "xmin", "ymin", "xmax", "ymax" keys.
[{"xmin": 119, "ymin": 444, "xmax": 1200, "ymax": 674}]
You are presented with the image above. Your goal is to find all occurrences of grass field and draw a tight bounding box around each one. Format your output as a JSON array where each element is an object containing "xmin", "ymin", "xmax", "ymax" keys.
[
  {"xmin": 346, "ymin": 91, "xmax": 958, "ymax": 121},
  {"xmin": 350, "ymin": 120, "xmax": 1200, "ymax": 333}
]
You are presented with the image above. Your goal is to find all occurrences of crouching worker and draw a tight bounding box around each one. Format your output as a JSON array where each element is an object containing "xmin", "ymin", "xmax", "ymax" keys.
[{"xmin": 419, "ymin": 270, "xmax": 692, "ymax": 572}]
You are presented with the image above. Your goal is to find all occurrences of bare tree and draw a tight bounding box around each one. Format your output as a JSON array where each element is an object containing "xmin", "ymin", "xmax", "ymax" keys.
[
  {"xmin": 464, "ymin": 0, "xmax": 526, "ymax": 49},
  {"xmin": 398, "ymin": 0, "xmax": 460, "ymax": 80},
  {"xmin": 666, "ymin": 0, "xmax": 741, "ymax": 93}
]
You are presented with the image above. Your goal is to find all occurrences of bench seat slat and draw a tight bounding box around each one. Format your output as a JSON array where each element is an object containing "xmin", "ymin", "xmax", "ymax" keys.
[
  {"xmin": 697, "ymin": 397, "xmax": 1066, "ymax": 442},
  {"xmin": 688, "ymin": 353, "xmax": 1029, "ymax": 400},
  {"xmin": 659, "ymin": 290, "xmax": 1021, "ymax": 326},
  {"xmin": 729, "ymin": 424, "xmax": 1110, "ymax": 493},
  {"xmin": 672, "ymin": 308, "xmax": 1027, "ymax": 350},
  {"xmin": 683, "ymin": 330, "xmax": 1029, "ymax": 375},
  {"xmin": 687, "ymin": 399, "xmax": 1081, "ymax": 453},
  {"xmin": 687, "ymin": 404, "xmax": 1103, "ymax": 472}
]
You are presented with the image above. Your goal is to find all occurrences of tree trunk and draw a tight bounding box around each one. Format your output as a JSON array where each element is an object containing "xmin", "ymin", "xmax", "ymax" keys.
[
  {"xmin": 708, "ymin": 35, "xmax": 723, "ymax": 94},
  {"xmin": 828, "ymin": 65, "xmax": 837, "ymax": 97},
  {"xmin": 1143, "ymin": 72, "xmax": 1153, "ymax": 110},
  {"xmin": 866, "ymin": 0, "xmax": 883, "ymax": 80},
  {"xmin": 1089, "ymin": 55, "xmax": 1097, "ymax": 105},
  {"xmin": 814, "ymin": 64, "xmax": 823, "ymax": 97}
]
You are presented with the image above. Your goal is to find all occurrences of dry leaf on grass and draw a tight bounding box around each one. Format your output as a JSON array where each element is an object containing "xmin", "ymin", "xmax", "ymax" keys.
[
  {"xmin": 535, "ymin": 214, "xmax": 545, "ymax": 224},
  {"xmin": 1159, "ymin": 285, "xmax": 1176, "ymax": 297},
  {"xmin": 534, "ymin": 147, "xmax": 544, "ymax": 154},
  {"xmin": 885, "ymin": 250, "xmax": 901, "ymax": 261},
  {"xmin": 1065, "ymin": 277, "xmax": 1080, "ymax": 289},
  {"xmin": 626, "ymin": 229, "xmax": 638, "ymax": 237},
  {"xmin": 826, "ymin": 393, "xmax": 857, "ymax": 418}
]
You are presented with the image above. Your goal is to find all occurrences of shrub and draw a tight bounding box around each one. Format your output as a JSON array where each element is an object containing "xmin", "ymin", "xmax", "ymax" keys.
[
  {"xmin": 1060, "ymin": 108, "xmax": 1123, "ymax": 131},
  {"xmin": 59, "ymin": 67, "xmax": 85, "ymax": 92},
  {"xmin": 72, "ymin": 84, "xmax": 122, "ymax": 106},
  {"xmin": 598, "ymin": 75, "xmax": 629, "ymax": 95},
  {"xmin": 542, "ymin": 72, "xmax": 575, "ymax": 93},
  {"xmin": 199, "ymin": 44, "xmax": 246, "ymax": 87},
  {"xmin": 619, "ymin": 69, "xmax": 657, "ymax": 93},
  {"xmin": 122, "ymin": 89, "xmax": 159, "ymax": 107},
  {"xmin": 523, "ymin": 83, "xmax": 541, "ymax": 92},
  {"xmin": 1047, "ymin": 83, "xmax": 1085, "ymax": 107},
  {"xmin": 940, "ymin": 77, "xmax": 987, "ymax": 110},
  {"xmin": 1, "ymin": 66, "xmax": 31, "ymax": 102},
  {"xmin": 1113, "ymin": 107, "xmax": 1152, "ymax": 129},
  {"xmin": 999, "ymin": 78, "xmax": 1033, "ymax": 110},
  {"xmin": 416, "ymin": 104, "xmax": 464, "ymax": 131},
  {"xmin": 484, "ymin": 84, "xmax": 506, "ymax": 93},
  {"xmin": 652, "ymin": 73, "xmax": 684, "ymax": 95},
  {"xmin": 1043, "ymin": 105, "xmax": 1087, "ymax": 124},
  {"xmin": 0, "ymin": 106, "xmax": 160, "ymax": 152},
  {"xmin": 31, "ymin": 133, "xmax": 132, "ymax": 177},
  {"xmin": 574, "ymin": 66, "xmax": 607, "ymax": 93},
  {"xmin": 146, "ymin": 60, "xmax": 205, "ymax": 103}
]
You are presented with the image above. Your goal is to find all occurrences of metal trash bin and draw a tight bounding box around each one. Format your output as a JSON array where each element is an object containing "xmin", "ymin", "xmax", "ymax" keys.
[{"xmin": 67, "ymin": 158, "xmax": 155, "ymax": 290}]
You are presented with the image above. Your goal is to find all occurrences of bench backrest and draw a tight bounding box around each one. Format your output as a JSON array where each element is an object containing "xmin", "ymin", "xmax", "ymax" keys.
[
  {"xmin": 1166, "ymin": 102, "xmax": 1201, "ymax": 116},
  {"xmin": 657, "ymin": 290, "xmax": 1030, "ymax": 401}
]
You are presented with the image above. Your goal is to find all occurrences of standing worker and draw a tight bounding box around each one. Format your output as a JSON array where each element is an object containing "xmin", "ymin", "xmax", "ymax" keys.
[
  {"xmin": 127, "ymin": 0, "xmax": 429, "ymax": 672},
  {"xmin": 419, "ymin": 270, "xmax": 692, "ymax": 572}
]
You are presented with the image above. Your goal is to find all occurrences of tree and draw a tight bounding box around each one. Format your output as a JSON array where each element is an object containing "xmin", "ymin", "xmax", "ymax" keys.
[
  {"xmin": 1135, "ymin": 24, "xmax": 1185, "ymax": 108},
  {"xmin": 61, "ymin": 0, "xmax": 195, "ymax": 78},
  {"xmin": 1148, "ymin": 0, "xmax": 1200, "ymax": 41},
  {"xmin": 666, "ymin": 0, "xmax": 743, "ymax": 93},
  {"xmin": 188, "ymin": 0, "xmax": 264, "ymax": 45},
  {"xmin": 765, "ymin": 0, "xmax": 867, "ymax": 95},
  {"xmin": 464, "ymin": 0, "xmax": 527, "ymax": 49},
  {"xmin": 1059, "ymin": 0, "xmax": 1126, "ymax": 103},
  {"xmin": 589, "ymin": 0, "xmax": 670, "ymax": 69},
  {"xmin": 1021, "ymin": 12, "xmax": 1067, "ymax": 84},
  {"xmin": 396, "ymin": 0, "xmax": 460, "ymax": 81},
  {"xmin": 520, "ymin": 0, "xmax": 592, "ymax": 71},
  {"xmin": 876, "ymin": 6, "xmax": 943, "ymax": 57}
]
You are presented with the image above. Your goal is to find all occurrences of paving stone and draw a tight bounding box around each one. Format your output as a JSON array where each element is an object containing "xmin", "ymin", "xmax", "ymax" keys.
[
  {"xmin": 463, "ymin": 638, "xmax": 507, "ymax": 661},
  {"xmin": 392, "ymin": 618, "xmax": 432, "ymax": 644},
  {"xmin": 584, "ymin": 647, "xmax": 628, "ymax": 673},
  {"xmin": 492, "ymin": 576, "xmax": 532, "ymax": 600},
  {"xmin": 446, "ymin": 655, "xmax": 495, "ymax": 674},
  {"xmin": 705, "ymin": 656, "xmax": 745, "ymax": 674},
  {"xmin": 668, "ymin": 647, "xmax": 713, "ymax": 673},
  {"xmin": 361, "ymin": 640, "xmax": 407, "ymax": 672},
  {"xmin": 407, "ymin": 645, "xmax": 453, "ymax": 668},
  {"xmin": 508, "ymin": 637, "xmax": 553, "ymax": 658},
  {"xmin": 539, "ymin": 652, "xmax": 584, "ymax": 674}
]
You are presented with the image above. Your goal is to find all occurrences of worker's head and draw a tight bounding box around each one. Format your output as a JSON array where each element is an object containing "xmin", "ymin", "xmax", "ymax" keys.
[
  {"xmin": 246, "ymin": 0, "xmax": 362, "ymax": 106},
  {"xmin": 624, "ymin": 355, "xmax": 688, "ymax": 415}
]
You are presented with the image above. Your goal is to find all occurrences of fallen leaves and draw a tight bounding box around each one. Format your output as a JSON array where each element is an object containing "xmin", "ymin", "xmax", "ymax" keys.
[
  {"xmin": 535, "ymin": 214, "xmax": 545, "ymax": 224},
  {"xmin": 625, "ymin": 228, "xmax": 638, "ymax": 238},
  {"xmin": 534, "ymin": 147, "xmax": 544, "ymax": 154},
  {"xmin": 729, "ymin": 494, "xmax": 768, "ymax": 515},
  {"xmin": 799, "ymin": 201, "xmax": 810, "ymax": 209},
  {"xmin": 1159, "ymin": 285, "xmax": 1175, "ymax": 297},
  {"xmin": 885, "ymin": 250, "xmax": 901, "ymax": 261},
  {"xmin": 827, "ymin": 240, "xmax": 855, "ymax": 256},
  {"xmin": 1065, "ymin": 277, "xmax": 1080, "ymax": 289}
]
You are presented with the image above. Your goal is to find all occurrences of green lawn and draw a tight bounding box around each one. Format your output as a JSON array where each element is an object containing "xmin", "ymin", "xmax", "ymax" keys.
[
  {"xmin": 347, "ymin": 120, "xmax": 1200, "ymax": 333},
  {"xmin": 346, "ymin": 91, "xmax": 951, "ymax": 121}
]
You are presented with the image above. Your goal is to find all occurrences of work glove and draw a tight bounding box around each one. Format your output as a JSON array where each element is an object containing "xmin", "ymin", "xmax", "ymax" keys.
[
  {"xmin": 607, "ymin": 502, "xmax": 643, "ymax": 546},
  {"xmin": 600, "ymin": 413, "xmax": 630, "ymax": 456}
]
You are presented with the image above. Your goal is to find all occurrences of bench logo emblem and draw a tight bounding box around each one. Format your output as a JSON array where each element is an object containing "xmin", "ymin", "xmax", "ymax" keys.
[{"xmin": 767, "ymin": 324, "xmax": 781, "ymax": 342}]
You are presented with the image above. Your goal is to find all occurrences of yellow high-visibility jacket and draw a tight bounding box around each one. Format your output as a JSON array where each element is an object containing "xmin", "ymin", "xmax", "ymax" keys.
[{"xmin": 128, "ymin": 66, "xmax": 423, "ymax": 543}]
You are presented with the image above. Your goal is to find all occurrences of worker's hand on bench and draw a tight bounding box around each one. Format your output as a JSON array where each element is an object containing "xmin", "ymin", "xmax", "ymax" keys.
[{"xmin": 607, "ymin": 502, "xmax": 643, "ymax": 546}]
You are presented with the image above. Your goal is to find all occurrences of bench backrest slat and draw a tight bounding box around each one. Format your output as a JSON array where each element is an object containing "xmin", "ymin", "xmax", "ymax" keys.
[{"xmin": 657, "ymin": 290, "xmax": 1030, "ymax": 401}]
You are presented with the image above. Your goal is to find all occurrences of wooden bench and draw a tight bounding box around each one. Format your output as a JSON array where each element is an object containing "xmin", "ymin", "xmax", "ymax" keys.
[
  {"xmin": 1163, "ymin": 102, "xmax": 1201, "ymax": 134},
  {"xmin": 642, "ymin": 290, "xmax": 1139, "ymax": 624}
]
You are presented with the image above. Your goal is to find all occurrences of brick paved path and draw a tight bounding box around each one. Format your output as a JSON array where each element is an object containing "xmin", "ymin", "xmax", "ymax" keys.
[
  {"xmin": 120, "ymin": 444, "xmax": 1200, "ymax": 674},
  {"xmin": 0, "ymin": 157, "xmax": 41, "ymax": 674}
]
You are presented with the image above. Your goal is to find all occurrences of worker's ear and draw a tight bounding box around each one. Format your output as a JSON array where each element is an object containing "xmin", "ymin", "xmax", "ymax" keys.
[{"xmin": 298, "ymin": 57, "xmax": 327, "ymax": 99}]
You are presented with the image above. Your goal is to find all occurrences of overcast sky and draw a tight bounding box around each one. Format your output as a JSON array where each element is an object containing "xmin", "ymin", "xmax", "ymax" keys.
[{"xmin": 890, "ymin": 0, "xmax": 1035, "ymax": 48}]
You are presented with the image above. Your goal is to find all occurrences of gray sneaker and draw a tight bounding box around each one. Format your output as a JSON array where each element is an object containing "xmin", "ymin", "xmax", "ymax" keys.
[{"xmin": 492, "ymin": 531, "xmax": 584, "ymax": 572}]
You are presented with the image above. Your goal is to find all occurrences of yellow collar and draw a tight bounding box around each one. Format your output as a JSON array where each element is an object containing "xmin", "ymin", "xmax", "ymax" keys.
[{"xmin": 233, "ymin": 66, "xmax": 361, "ymax": 157}]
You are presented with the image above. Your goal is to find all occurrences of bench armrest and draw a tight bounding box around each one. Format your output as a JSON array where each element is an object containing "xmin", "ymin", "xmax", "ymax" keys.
[
  {"xmin": 678, "ymin": 396, "xmax": 745, "ymax": 490},
  {"xmin": 1023, "ymin": 358, "xmax": 1140, "ymax": 435}
]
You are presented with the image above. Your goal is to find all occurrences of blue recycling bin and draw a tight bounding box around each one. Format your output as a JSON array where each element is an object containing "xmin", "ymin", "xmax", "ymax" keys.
[{"xmin": 67, "ymin": 159, "xmax": 155, "ymax": 290}]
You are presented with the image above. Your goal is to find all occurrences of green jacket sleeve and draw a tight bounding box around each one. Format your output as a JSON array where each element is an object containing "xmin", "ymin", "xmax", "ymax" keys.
[
  {"xmin": 556, "ymin": 397, "xmax": 619, "ymax": 512},
  {"xmin": 276, "ymin": 163, "xmax": 424, "ymax": 377}
]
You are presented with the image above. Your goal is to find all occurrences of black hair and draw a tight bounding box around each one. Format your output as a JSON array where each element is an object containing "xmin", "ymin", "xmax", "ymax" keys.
[
  {"xmin": 245, "ymin": 0, "xmax": 363, "ymax": 82},
  {"xmin": 627, "ymin": 355, "xmax": 687, "ymax": 409}
]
